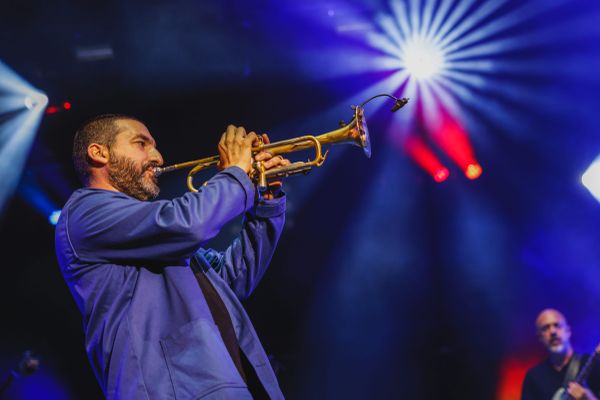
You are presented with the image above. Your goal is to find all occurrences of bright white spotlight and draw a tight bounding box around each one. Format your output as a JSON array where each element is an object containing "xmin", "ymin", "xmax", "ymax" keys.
[
  {"xmin": 402, "ymin": 36, "xmax": 445, "ymax": 80},
  {"xmin": 0, "ymin": 61, "xmax": 48, "ymax": 215},
  {"xmin": 582, "ymin": 156, "xmax": 600, "ymax": 204},
  {"xmin": 48, "ymin": 210, "xmax": 62, "ymax": 225},
  {"xmin": 0, "ymin": 96, "xmax": 47, "ymax": 214},
  {"xmin": 24, "ymin": 93, "xmax": 49, "ymax": 110}
]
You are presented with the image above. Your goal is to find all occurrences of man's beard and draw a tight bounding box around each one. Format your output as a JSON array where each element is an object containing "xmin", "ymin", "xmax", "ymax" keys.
[
  {"xmin": 547, "ymin": 337, "xmax": 568, "ymax": 354},
  {"xmin": 107, "ymin": 151, "xmax": 160, "ymax": 201},
  {"xmin": 549, "ymin": 342, "xmax": 566, "ymax": 354}
]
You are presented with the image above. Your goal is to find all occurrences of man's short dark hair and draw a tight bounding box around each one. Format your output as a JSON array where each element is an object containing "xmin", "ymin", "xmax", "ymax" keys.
[{"xmin": 73, "ymin": 114, "xmax": 142, "ymax": 184}]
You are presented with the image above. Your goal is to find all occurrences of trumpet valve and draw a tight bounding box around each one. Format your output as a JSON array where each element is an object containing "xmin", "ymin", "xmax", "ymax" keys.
[{"xmin": 255, "ymin": 161, "xmax": 268, "ymax": 193}]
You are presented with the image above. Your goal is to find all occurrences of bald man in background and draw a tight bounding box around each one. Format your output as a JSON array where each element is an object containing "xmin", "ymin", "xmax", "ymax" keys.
[{"xmin": 521, "ymin": 309, "xmax": 600, "ymax": 400}]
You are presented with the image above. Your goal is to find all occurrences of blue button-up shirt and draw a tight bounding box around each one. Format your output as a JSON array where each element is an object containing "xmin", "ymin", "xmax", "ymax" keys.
[{"xmin": 55, "ymin": 167, "xmax": 285, "ymax": 399}]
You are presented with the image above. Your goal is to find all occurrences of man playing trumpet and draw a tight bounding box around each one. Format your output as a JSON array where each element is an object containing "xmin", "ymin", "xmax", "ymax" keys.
[{"xmin": 55, "ymin": 114, "xmax": 289, "ymax": 399}]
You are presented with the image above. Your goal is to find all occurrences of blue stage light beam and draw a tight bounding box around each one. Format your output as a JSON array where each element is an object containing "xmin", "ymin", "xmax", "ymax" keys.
[
  {"xmin": 0, "ymin": 110, "xmax": 47, "ymax": 213},
  {"xmin": 48, "ymin": 210, "xmax": 62, "ymax": 225},
  {"xmin": 0, "ymin": 61, "xmax": 48, "ymax": 214},
  {"xmin": 17, "ymin": 174, "xmax": 61, "ymax": 225},
  {"xmin": 0, "ymin": 78, "xmax": 47, "ymax": 214},
  {"xmin": 0, "ymin": 95, "xmax": 36, "ymax": 115}
]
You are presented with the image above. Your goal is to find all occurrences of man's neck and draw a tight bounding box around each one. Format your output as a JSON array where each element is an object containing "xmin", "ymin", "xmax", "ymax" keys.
[
  {"xmin": 550, "ymin": 348, "xmax": 574, "ymax": 371},
  {"xmin": 88, "ymin": 175, "xmax": 118, "ymax": 192}
]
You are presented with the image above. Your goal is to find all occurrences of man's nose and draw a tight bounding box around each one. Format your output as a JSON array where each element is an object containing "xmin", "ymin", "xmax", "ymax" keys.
[{"xmin": 150, "ymin": 148, "xmax": 164, "ymax": 166}]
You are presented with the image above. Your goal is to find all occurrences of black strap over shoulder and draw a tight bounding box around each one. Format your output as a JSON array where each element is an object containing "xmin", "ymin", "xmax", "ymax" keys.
[{"xmin": 563, "ymin": 354, "xmax": 582, "ymax": 386}]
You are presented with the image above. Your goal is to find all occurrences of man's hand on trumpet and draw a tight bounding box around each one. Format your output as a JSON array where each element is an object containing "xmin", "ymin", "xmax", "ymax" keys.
[
  {"xmin": 217, "ymin": 125, "xmax": 290, "ymax": 200},
  {"xmin": 217, "ymin": 125, "xmax": 257, "ymax": 174},
  {"xmin": 253, "ymin": 133, "xmax": 291, "ymax": 200}
]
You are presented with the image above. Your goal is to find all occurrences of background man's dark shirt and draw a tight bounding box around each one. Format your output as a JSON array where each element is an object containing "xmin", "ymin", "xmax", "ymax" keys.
[{"xmin": 522, "ymin": 354, "xmax": 600, "ymax": 399}]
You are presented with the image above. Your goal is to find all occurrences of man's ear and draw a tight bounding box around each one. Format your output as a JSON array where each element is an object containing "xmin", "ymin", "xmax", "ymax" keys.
[{"xmin": 87, "ymin": 143, "xmax": 110, "ymax": 166}]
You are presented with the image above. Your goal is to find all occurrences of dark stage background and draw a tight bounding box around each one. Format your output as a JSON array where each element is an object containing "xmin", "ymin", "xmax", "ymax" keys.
[{"xmin": 1, "ymin": 0, "xmax": 600, "ymax": 399}]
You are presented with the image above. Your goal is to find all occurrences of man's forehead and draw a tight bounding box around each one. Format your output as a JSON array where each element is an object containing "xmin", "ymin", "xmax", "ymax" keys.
[
  {"xmin": 536, "ymin": 309, "xmax": 566, "ymax": 327},
  {"xmin": 115, "ymin": 119, "xmax": 156, "ymax": 142}
]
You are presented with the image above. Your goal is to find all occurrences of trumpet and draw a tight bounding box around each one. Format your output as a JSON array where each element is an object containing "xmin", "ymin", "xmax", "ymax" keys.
[{"xmin": 154, "ymin": 94, "xmax": 408, "ymax": 192}]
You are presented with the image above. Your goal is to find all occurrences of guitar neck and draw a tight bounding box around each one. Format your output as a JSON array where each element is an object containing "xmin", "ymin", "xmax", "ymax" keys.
[{"xmin": 574, "ymin": 347, "xmax": 600, "ymax": 384}]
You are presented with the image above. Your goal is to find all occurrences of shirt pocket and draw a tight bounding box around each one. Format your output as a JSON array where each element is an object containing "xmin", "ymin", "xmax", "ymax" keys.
[{"xmin": 160, "ymin": 318, "xmax": 247, "ymax": 400}]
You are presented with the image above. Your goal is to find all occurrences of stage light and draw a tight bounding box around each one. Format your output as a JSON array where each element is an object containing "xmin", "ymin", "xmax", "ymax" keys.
[
  {"xmin": 0, "ymin": 60, "xmax": 47, "ymax": 214},
  {"xmin": 43, "ymin": 101, "xmax": 72, "ymax": 114},
  {"xmin": 434, "ymin": 167, "xmax": 450, "ymax": 183},
  {"xmin": 48, "ymin": 210, "xmax": 61, "ymax": 225},
  {"xmin": 363, "ymin": 0, "xmax": 501, "ymax": 180},
  {"xmin": 465, "ymin": 163, "xmax": 483, "ymax": 180},
  {"xmin": 404, "ymin": 135, "xmax": 450, "ymax": 183},
  {"xmin": 582, "ymin": 156, "xmax": 600, "ymax": 204},
  {"xmin": 430, "ymin": 111, "xmax": 483, "ymax": 181},
  {"xmin": 23, "ymin": 93, "xmax": 48, "ymax": 110},
  {"xmin": 402, "ymin": 36, "xmax": 445, "ymax": 81},
  {"xmin": 23, "ymin": 97, "xmax": 34, "ymax": 110},
  {"xmin": 38, "ymin": 94, "xmax": 48, "ymax": 108}
]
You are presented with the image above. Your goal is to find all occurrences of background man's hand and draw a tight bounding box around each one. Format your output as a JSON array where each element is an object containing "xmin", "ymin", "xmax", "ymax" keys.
[
  {"xmin": 568, "ymin": 382, "xmax": 599, "ymax": 400},
  {"xmin": 217, "ymin": 125, "xmax": 257, "ymax": 174}
]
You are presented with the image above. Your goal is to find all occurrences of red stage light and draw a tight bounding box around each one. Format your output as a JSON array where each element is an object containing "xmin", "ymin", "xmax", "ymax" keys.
[
  {"xmin": 434, "ymin": 168, "xmax": 450, "ymax": 182},
  {"xmin": 403, "ymin": 135, "xmax": 450, "ymax": 183},
  {"xmin": 63, "ymin": 101, "xmax": 72, "ymax": 110},
  {"xmin": 430, "ymin": 111, "xmax": 483, "ymax": 181},
  {"xmin": 46, "ymin": 106, "xmax": 60, "ymax": 114},
  {"xmin": 465, "ymin": 163, "xmax": 483, "ymax": 180}
]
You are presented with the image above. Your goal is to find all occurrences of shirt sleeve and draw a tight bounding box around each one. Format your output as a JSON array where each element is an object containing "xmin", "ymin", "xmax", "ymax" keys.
[
  {"xmin": 65, "ymin": 167, "xmax": 256, "ymax": 264},
  {"xmin": 193, "ymin": 193, "xmax": 286, "ymax": 300}
]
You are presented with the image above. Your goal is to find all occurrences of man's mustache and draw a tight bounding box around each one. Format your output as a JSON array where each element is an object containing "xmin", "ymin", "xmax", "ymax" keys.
[{"xmin": 143, "ymin": 162, "xmax": 159, "ymax": 172}]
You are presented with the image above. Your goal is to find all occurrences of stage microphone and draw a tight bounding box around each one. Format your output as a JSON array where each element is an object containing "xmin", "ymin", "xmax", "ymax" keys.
[
  {"xmin": 391, "ymin": 97, "xmax": 410, "ymax": 112},
  {"xmin": 358, "ymin": 93, "xmax": 409, "ymax": 114}
]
